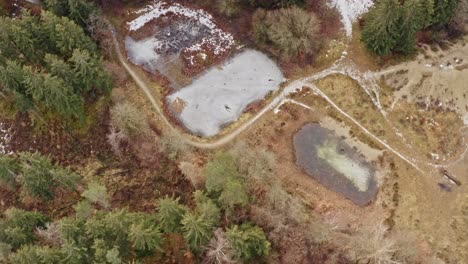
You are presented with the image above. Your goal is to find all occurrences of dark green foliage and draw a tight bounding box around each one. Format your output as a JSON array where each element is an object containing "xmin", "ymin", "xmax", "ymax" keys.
[
  {"xmin": 204, "ymin": 152, "xmax": 240, "ymax": 194},
  {"xmin": 247, "ymin": 0, "xmax": 304, "ymax": 8},
  {"xmin": 226, "ymin": 224, "xmax": 270, "ymax": 261},
  {"xmin": 204, "ymin": 152, "xmax": 249, "ymax": 211},
  {"xmin": 85, "ymin": 209, "xmax": 134, "ymax": 256},
  {"xmin": 0, "ymin": 12, "xmax": 111, "ymax": 125},
  {"xmin": 9, "ymin": 245, "xmax": 63, "ymax": 264},
  {"xmin": 432, "ymin": 0, "xmax": 459, "ymax": 26},
  {"xmin": 0, "ymin": 208, "xmax": 49, "ymax": 249},
  {"xmin": 193, "ymin": 191, "xmax": 221, "ymax": 226},
  {"xmin": 129, "ymin": 217, "xmax": 163, "ymax": 252},
  {"xmin": 156, "ymin": 197, "xmax": 188, "ymax": 233},
  {"xmin": 218, "ymin": 179, "xmax": 249, "ymax": 211},
  {"xmin": 361, "ymin": 0, "xmax": 403, "ymax": 56},
  {"xmin": 18, "ymin": 152, "xmax": 80, "ymax": 201},
  {"xmin": 181, "ymin": 212, "xmax": 214, "ymax": 251},
  {"xmin": 43, "ymin": 0, "xmax": 97, "ymax": 27},
  {"xmin": 362, "ymin": 0, "xmax": 460, "ymax": 56},
  {"xmin": 0, "ymin": 155, "xmax": 20, "ymax": 190},
  {"xmin": 396, "ymin": 0, "xmax": 429, "ymax": 54}
]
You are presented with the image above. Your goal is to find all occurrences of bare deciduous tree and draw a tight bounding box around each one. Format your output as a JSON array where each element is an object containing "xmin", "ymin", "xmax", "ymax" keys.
[{"xmin": 204, "ymin": 229, "xmax": 236, "ymax": 264}]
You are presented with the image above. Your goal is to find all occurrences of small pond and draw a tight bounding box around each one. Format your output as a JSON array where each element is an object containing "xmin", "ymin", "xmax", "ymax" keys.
[
  {"xmin": 294, "ymin": 123, "xmax": 378, "ymax": 206},
  {"xmin": 167, "ymin": 49, "xmax": 284, "ymax": 137}
]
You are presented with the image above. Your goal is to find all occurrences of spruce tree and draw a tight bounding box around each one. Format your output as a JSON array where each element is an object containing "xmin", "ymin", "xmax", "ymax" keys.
[
  {"xmin": 181, "ymin": 212, "xmax": 214, "ymax": 251},
  {"xmin": 0, "ymin": 155, "xmax": 20, "ymax": 190},
  {"xmin": 226, "ymin": 224, "xmax": 270, "ymax": 261},
  {"xmin": 19, "ymin": 152, "xmax": 80, "ymax": 201},
  {"xmin": 0, "ymin": 208, "xmax": 49, "ymax": 249},
  {"xmin": 361, "ymin": 0, "xmax": 402, "ymax": 56},
  {"xmin": 156, "ymin": 197, "xmax": 188, "ymax": 233},
  {"xmin": 128, "ymin": 219, "xmax": 163, "ymax": 252}
]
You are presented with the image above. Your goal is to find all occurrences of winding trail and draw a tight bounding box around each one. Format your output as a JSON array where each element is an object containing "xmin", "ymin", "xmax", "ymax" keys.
[{"xmin": 112, "ymin": 29, "xmax": 465, "ymax": 175}]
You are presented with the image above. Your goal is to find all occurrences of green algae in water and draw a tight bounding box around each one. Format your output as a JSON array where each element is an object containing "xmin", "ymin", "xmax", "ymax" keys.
[
  {"xmin": 317, "ymin": 140, "xmax": 370, "ymax": 192},
  {"xmin": 293, "ymin": 123, "xmax": 378, "ymax": 206}
]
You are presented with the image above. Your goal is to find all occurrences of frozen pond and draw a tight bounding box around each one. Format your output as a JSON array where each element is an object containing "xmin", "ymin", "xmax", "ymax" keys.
[
  {"xmin": 294, "ymin": 123, "xmax": 378, "ymax": 205},
  {"xmin": 167, "ymin": 49, "xmax": 284, "ymax": 136}
]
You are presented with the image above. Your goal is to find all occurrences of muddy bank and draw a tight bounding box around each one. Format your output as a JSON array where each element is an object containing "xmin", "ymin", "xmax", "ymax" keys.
[{"xmin": 294, "ymin": 123, "xmax": 378, "ymax": 206}]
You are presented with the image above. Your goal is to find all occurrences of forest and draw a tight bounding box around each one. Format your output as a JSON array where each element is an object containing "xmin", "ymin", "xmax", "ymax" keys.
[{"xmin": 1, "ymin": 0, "xmax": 467, "ymax": 263}]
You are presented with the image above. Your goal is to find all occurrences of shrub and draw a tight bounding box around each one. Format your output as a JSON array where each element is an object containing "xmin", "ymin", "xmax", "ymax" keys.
[
  {"xmin": 218, "ymin": 179, "xmax": 249, "ymax": 211},
  {"xmin": 204, "ymin": 152, "xmax": 240, "ymax": 194},
  {"xmin": 81, "ymin": 182, "xmax": 110, "ymax": 209},
  {"xmin": 248, "ymin": 0, "xmax": 304, "ymax": 8},
  {"xmin": 110, "ymin": 102, "xmax": 150, "ymax": 138},
  {"xmin": 253, "ymin": 6, "xmax": 321, "ymax": 58},
  {"xmin": 158, "ymin": 132, "xmax": 191, "ymax": 161},
  {"xmin": 226, "ymin": 224, "xmax": 270, "ymax": 261},
  {"xmin": 217, "ymin": 0, "xmax": 241, "ymax": 17}
]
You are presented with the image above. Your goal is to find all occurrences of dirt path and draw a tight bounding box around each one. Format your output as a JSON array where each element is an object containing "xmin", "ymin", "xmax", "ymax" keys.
[{"xmin": 112, "ymin": 29, "xmax": 465, "ymax": 176}]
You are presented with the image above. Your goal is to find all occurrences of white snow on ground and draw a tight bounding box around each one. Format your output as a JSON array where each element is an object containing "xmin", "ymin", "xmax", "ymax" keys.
[
  {"xmin": 127, "ymin": 1, "xmax": 234, "ymax": 55},
  {"xmin": 328, "ymin": 0, "xmax": 374, "ymax": 37},
  {"xmin": 167, "ymin": 49, "xmax": 284, "ymax": 137},
  {"xmin": 0, "ymin": 123, "xmax": 12, "ymax": 155},
  {"xmin": 125, "ymin": 36, "xmax": 162, "ymax": 72}
]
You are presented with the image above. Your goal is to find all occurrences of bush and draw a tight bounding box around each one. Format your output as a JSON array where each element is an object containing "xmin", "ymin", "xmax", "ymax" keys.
[
  {"xmin": 248, "ymin": 0, "xmax": 304, "ymax": 8},
  {"xmin": 216, "ymin": 0, "xmax": 241, "ymax": 17},
  {"xmin": 253, "ymin": 6, "xmax": 321, "ymax": 58},
  {"xmin": 204, "ymin": 152, "xmax": 240, "ymax": 194},
  {"xmin": 226, "ymin": 224, "xmax": 270, "ymax": 261},
  {"xmin": 110, "ymin": 102, "xmax": 150, "ymax": 138},
  {"xmin": 81, "ymin": 182, "xmax": 110, "ymax": 209}
]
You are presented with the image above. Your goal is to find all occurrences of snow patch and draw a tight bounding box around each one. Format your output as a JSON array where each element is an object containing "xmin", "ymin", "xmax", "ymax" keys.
[
  {"xmin": 328, "ymin": 0, "xmax": 374, "ymax": 37},
  {"xmin": 0, "ymin": 123, "xmax": 12, "ymax": 155},
  {"xmin": 167, "ymin": 50, "xmax": 284, "ymax": 137}
]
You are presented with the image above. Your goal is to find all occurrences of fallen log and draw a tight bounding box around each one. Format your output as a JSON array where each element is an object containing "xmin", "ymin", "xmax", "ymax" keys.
[{"xmin": 440, "ymin": 169, "xmax": 462, "ymax": 186}]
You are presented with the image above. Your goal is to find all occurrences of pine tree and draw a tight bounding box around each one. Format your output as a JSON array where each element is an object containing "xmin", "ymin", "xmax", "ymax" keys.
[
  {"xmin": 0, "ymin": 155, "xmax": 20, "ymax": 190},
  {"xmin": 156, "ymin": 197, "xmax": 188, "ymax": 233},
  {"xmin": 181, "ymin": 212, "xmax": 214, "ymax": 251},
  {"xmin": 57, "ymin": 217, "xmax": 87, "ymax": 247},
  {"xmin": 19, "ymin": 152, "xmax": 80, "ymax": 201},
  {"xmin": 40, "ymin": 11, "xmax": 96, "ymax": 58},
  {"xmin": 194, "ymin": 191, "xmax": 220, "ymax": 227},
  {"xmin": 395, "ymin": 0, "xmax": 428, "ymax": 54},
  {"xmin": 226, "ymin": 224, "xmax": 270, "ymax": 261},
  {"xmin": 361, "ymin": 0, "xmax": 402, "ymax": 56},
  {"xmin": 0, "ymin": 208, "xmax": 49, "ymax": 249},
  {"xmin": 85, "ymin": 209, "xmax": 133, "ymax": 255},
  {"xmin": 69, "ymin": 49, "xmax": 111, "ymax": 94},
  {"xmin": 128, "ymin": 219, "xmax": 163, "ymax": 252},
  {"xmin": 432, "ymin": 0, "xmax": 459, "ymax": 26}
]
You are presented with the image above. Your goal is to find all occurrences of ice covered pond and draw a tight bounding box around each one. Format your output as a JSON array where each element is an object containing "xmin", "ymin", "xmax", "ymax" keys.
[
  {"xmin": 167, "ymin": 49, "xmax": 284, "ymax": 137},
  {"xmin": 294, "ymin": 123, "xmax": 378, "ymax": 206}
]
